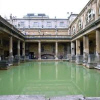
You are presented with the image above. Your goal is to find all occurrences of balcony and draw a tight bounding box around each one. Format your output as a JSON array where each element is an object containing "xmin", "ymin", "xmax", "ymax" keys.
[{"xmin": 25, "ymin": 35, "xmax": 71, "ymax": 40}]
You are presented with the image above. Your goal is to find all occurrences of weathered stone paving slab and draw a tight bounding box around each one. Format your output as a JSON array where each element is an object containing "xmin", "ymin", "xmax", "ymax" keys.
[
  {"xmin": 0, "ymin": 95, "xmax": 46, "ymax": 100},
  {"xmin": 0, "ymin": 95, "xmax": 19, "ymax": 100},
  {"xmin": 0, "ymin": 95, "xmax": 100, "ymax": 100},
  {"xmin": 85, "ymin": 97, "xmax": 100, "ymax": 100},
  {"xmin": 50, "ymin": 95, "xmax": 84, "ymax": 100},
  {"xmin": 18, "ymin": 95, "xmax": 46, "ymax": 100}
]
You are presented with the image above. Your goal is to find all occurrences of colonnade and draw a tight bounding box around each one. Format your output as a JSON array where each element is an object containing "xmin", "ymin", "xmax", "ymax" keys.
[
  {"xmin": 9, "ymin": 36, "xmax": 25, "ymax": 63},
  {"xmin": 71, "ymin": 29, "xmax": 100, "ymax": 68},
  {"xmin": 8, "ymin": 29, "xmax": 100, "ymax": 69},
  {"xmin": 38, "ymin": 42, "xmax": 69, "ymax": 60}
]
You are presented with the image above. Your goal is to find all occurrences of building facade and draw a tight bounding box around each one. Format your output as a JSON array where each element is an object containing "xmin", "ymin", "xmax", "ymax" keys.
[
  {"xmin": 7, "ymin": 13, "xmax": 76, "ymax": 60},
  {"xmin": 0, "ymin": 0, "xmax": 100, "ymax": 69}
]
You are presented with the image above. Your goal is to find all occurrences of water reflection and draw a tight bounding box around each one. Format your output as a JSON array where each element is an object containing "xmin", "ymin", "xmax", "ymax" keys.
[{"xmin": 0, "ymin": 62, "xmax": 100, "ymax": 97}]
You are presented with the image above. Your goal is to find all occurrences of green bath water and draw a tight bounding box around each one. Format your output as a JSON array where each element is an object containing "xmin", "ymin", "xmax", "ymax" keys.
[{"xmin": 0, "ymin": 61, "xmax": 100, "ymax": 97}]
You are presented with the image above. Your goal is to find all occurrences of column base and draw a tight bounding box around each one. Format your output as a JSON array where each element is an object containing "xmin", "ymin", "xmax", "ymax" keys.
[
  {"xmin": 95, "ymin": 65, "xmax": 100, "ymax": 69},
  {"xmin": 0, "ymin": 60, "xmax": 10, "ymax": 70},
  {"xmin": 95, "ymin": 54, "xmax": 100, "ymax": 69},
  {"xmin": 8, "ymin": 56, "xmax": 13, "ymax": 65},
  {"xmin": 70, "ymin": 55, "xmax": 76, "ymax": 63},
  {"xmin": 55, "ymin": 58, "xmax": 58, "ymax": 60},
  {"xmin": 20, "ymin": 56, "xmax": 26, "ymax": 63},
  {"xmin": 83, "ymin": 60, "xmax": 88, "ymax": 66},
  {"xmin": 86, "ymin": 63, "xmax": 97, "ymax": 69},
  {"xmin": 86, "ymin": 54, "xmax": 97, "ymax": 68},
  {"xmin": 66, "ymin": 54, "xmax": 71, "ymax": 61},
  {"xmin": 13, "ymin": 55, "xmax": 20, "ymax": 65},
  {"xmin": 38, "ymin": 58, "xmax": 41, "ymax": 60},
  {"xmin": 83, "ymin": 53, "xmax": 88, "ymax": 66},
  {"xmin": 76, "ymin": 55, "xmax": 83, "ymax": 65}
]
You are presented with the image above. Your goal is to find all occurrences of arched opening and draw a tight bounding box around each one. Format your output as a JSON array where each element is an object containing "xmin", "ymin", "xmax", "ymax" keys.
[{"xmin": 86, "ymin": 9, "xmax": 95, "ymax": 24}]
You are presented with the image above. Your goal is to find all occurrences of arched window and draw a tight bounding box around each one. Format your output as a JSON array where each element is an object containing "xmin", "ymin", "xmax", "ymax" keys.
[
  {"xmin": 86, "ymin": 9, "xmax": 95, "ymax": 23},
  {"xmin": 78, "ymin": 19, "xmax": 82, "ymax": 30},
  {"xmin": 72, "ymin": 26, "xmax": 75, "ymax": 34}
]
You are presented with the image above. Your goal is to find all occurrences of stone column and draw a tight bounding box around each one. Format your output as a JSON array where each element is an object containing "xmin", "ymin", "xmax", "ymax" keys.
[
  {"xmin": 9, "ymin": 36, "xmax": 13, "ymax": 63},
  {"xmin": 71, "ymin": 42, "xmax": 76, "ymax": 62},
  {"xmin": 96, "ymin": 29, "xmax": 100, "ymax": 67},
  {"xmin": 9, "ymin": 36, "xmax": 13, "ymax": 56},
  {"xmin": 38, "ymin": 41, "xmax": 41, "ymax": 60},
  {"xmin": 17, "ymin": 40, "xmax": 20, "ymax": 57},
  {"xmin": 55, "ymin": 42, "xmax": 58, "ymax": 60},
  {"xmin": 96, "ymin": 30, "xmax": 100, "ymax": 55},
  {"xmin": 22, "ymin": 42, "xmax": 25, "ymax": 56},
  {"xmin": 71, "ymin": 42, "xmax": 75, "ymax": 55},
  {"xmin": 67, "ymin": 43, "xmax": 71, "ymax": 54},
  {"xmin": 83, "ymin": 35, "xmax": 89, "ymax": 65},
  {"xmin": 76, "ymin": 39, "xmax": 80, "ymax": 55},
  {"xmin": 76, "ymin": 39, "xmax": 82, "ymax": 64},
  {"xmin": 22, "ymin": 42, "xmax": 25, "ymax": 61}
]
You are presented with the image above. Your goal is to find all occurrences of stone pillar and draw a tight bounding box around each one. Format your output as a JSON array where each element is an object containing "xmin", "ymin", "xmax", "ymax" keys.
[
  {"xmin": 22, "ymin": 42, "xmax": 25, "ymax": 56},
  {"xmin": 83, "ymin": 35, "xmax": 89, "ymax": 65},
  {"xmin": 96, "ymin": 30, "xmax": 100, "ymax": 55},
  {"xmin": 96, "ymin": 29, "xmax": 100, "ymax": 67},
  {"xmin": 21, "ymin": 42, "xmax": 25, "ymax": 62},
  {"xmin": 67, "ymin": 43, "xmax": 71, "ymax": 54},
  {"xmin": 76, "ymin": 39, "xmax": 83, "ymax": 64},
  {"xmin": 9, "ymin": 36, "xmax": 13, "ymax": 57},
  {"xmin": 14, "ymin": 40, "xmax": 20, "ymax": 65},
  {"xmin": 38, "ymin": 41, "xmax": 41, "ymax": 60},
  {"xmin": 9, "ymin": 36, "xmax": 13, "ymax": 64},
  {"xmin": 17, "ymin": 40, "xmax": 20, "ymax": 57},
  {"xmin": 71, "ymin": 42, "xmax": 76, "ymax": 62},
  {"xmin": 71, "ymin": 42, "xmax": 75, "ymax": 55},
  {"xmin": 55, "ymin": 42, "xmax": 58, "ymax": 60},
  {"xmin": 76, "ymin": 39, "xmax": 80, "ymax": 55}
]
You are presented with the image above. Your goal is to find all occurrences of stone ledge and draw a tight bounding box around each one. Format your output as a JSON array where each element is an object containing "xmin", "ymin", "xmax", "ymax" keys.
[
  {"xmin": 50, "ymin": 95, "xmax": 84, "ymax": 100},
  {"xmin": 0, "ymin": 95, "xmax": 46, "ymax": 100},
  {"xmin": 0, "ymin": 95, "xmax": 100, "ymax": 100},
  {"xmin": 85, "ymin": 97, "xmax": 100, "ymax": 100}
]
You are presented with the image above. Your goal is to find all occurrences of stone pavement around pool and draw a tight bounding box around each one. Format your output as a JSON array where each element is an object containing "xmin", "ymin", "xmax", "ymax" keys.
[{"xmin": 0, "ymin": 95, "xmax": 100, "ymax": 100}]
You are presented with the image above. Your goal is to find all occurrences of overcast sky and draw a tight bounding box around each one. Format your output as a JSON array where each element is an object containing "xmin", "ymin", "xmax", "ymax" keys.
[{"xmin": 0, "ymin": 0, "xmax": 89, "ymax": 19}]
